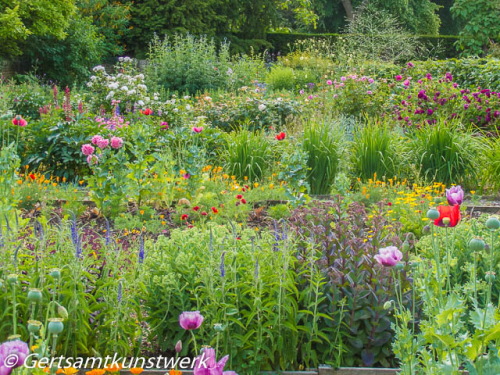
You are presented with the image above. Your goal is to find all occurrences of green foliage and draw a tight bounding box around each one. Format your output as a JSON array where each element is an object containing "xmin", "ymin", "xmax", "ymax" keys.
[
  {"xmin": 77, "ymin": 0, "xmax": 130, "ymax": 58},
  {"xmin": 146, "ymin": 34, "xmax": 232, "ymax": 94},
  {"xmin": 451, "ymin": 0, "xmax": 500, "ymax": 56},
  {"xmin": 145, "ymin": 224, "xmax": 336, "ymax": 373},
  {"xmin": 224, "ymin": 129, "xmax": 271, "ymax": 182},
  {"xmin": 0, "ymin": 0, "xmax": 76, "ymax": 59},
  {"xmin": 302, "ymin": 120, "xmax": 341, "ymax": 195},
  {"xmin": 351, "ymin": 119, "xmax": 402, "ymax": 181},
  {"xmin": 410, "ymin": 121, "xmax": 481, "ymax": 188},
  {"xmin": 24, "ymin": 16, "xmax": 104, "ymax": 87},
  {"xmin": 266, "ymin": 66, "xmax": 296, "ymax": 91},
  {"xmin": 288, "ymin": 198, "xmax": 409, "ymax": 367},
  {"xmin": 265, "ymin": 32, "xmax": 461, "ymax": 59}
]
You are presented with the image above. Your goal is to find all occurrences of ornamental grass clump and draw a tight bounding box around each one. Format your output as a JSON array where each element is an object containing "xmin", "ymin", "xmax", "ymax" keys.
[{"xmin": 302, "ymin": 119, "xmax": 342, "ymax": 195}]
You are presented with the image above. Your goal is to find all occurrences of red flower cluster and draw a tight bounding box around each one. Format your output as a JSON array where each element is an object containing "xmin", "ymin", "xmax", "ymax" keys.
[{"xmin": 140, "ymin": 108, "xmax": 153, "ymax": 115}]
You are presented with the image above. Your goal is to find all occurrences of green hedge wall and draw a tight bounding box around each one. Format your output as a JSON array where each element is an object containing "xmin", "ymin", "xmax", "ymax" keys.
[{"xmin": 265, "ymin": 32, "xmax": 461, "ymax": 60}]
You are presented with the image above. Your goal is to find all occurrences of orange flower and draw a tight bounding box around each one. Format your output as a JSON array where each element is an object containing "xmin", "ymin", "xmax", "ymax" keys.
[
  {"xmin": 169, "ymin": 370, "xmax": 182, "ymax": 375},
  {"xmin": 130, "ymin": 368, "xmax": 144, "ymax": 375},
  {"xmin": 104, "ymin": 363, "xmax": 123, "ymax": 373},
  {"xmin": 61, "ymin": 368, "xmax": 79, "ymax": 375}
]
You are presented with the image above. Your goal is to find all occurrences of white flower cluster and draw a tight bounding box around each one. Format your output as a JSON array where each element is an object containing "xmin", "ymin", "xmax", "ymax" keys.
[{"xmin": 87, "ymin": 57, "xmax": 150, "ymax": 109}]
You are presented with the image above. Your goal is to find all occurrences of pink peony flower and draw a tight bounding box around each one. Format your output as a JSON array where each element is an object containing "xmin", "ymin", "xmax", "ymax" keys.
[
  {"xmin": 91, "ymin": 135, "xmax": 104, "ymax": 145},
  {"xmin": 96, "ymin": 138, "xmax": 109, "ymax": 149},
  {"xmin": 179, "ymin": 311, "xmax": 204, "ymax": 330},
  {"xmin": 374, "ymin": 246, "xmax": 403, "ymax": 267},
  {"xmin": 395, "ymin": 75, "xmax": 402, "ymax": 81},
  {"xmin": 327, "ymin": 80, "xmax": 332, "ymax": 85},
  {"xmin": 81, "ymin": 144, "xmax": 95, "ymax": 156},
  {"xmin": 110, "ymin": 136, "xmax": 123, "ymax": 149},
  {"xmin": 86, "ymin": 155, "xmax": 98, "ymax": 165}
]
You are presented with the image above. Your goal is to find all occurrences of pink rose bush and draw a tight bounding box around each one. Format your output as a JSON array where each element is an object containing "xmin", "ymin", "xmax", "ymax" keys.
[{"xmin": 82, "ymin": 135, "xmax": 123, "ymax": 165}]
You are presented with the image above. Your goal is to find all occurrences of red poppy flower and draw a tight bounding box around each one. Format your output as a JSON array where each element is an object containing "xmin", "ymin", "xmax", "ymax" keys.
[
  {"xmin": 181, "ymin": 214, "xmax": 188, "ymax": 221},
  {"xmin": 241, "ymin": 198, "xmax": 247, "ymax": 204},
  {"xmin": 387, "ymin": 202, "xmax": 392, "ymax": 206},
  {"xmin": 141, "ymin": 108, "xmax": 153, "ymax": 115},
  {"xmin": 434, "ymin": 204, "xmax": 461, "ymax": 227},
  {"xmin": 244, "ymin": 185, "xmax": 249, "ymax": 189},
  {"xmin": 29, "ymin": 173, "xmax": 36, "ymax": 180},
  {"xmin": 201, "ymin": 211, "xmax": 208, "ymax": 216},
  {"xmin": 193, "ymin": 206, "xmax": 200, "ymax": 212},
  {"xmin": 236, "ymin": 194, "xmax": 243, "ymax": 199},
  {"xmin": 276, "ymin": 132, "xmax": 286, "ymax": 141},
  {"xmin": 211, "ymin": 207, "xmax": 218, "ymax": 214}
]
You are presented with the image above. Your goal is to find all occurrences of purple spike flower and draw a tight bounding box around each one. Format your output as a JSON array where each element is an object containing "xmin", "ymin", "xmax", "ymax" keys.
[
  {"xmin": 220, "ymin": 252, "xmax": 226, "ymax": 278},
  {"xmin": 139, "ymin": 236, "xmax": 145, "ymax": 264},
  {"xmin": 117, "ymin": 281, "xmax": 123, "ymax": 303}
]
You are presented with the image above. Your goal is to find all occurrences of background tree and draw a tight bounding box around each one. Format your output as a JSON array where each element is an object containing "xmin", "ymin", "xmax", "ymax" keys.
[
  {"xmin": 451, "ymin": 0, "xmax": 500, "ymax": 56},
  {"xmin": 0, "ymin": 0, "xmax": 75, "ymax": 59},
  {"xmin": 77, "ymin": 0, "xmax": 131, "ymax": 58}
]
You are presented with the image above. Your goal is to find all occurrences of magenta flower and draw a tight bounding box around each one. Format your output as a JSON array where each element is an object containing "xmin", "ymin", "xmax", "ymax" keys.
[
  {"xmin": 110, "ymin": 136, "xmax": 123, "ymax": 149},
  {"xmin": 91, "ymin": 135, "xmax": 104, "ymax": 145},
  {"xmin": 326, "ymin": 80, "xmax": 332, "ymax": 85},
  {"xmin": 340, "ymin": 76, "xmax": 346, "ymax": 82},
  {"xmin": 192, "ymin": 126, "xmax": 203, "ymax": 133},
  {"xmin": 403, "ymin": 79, "xmax": 410, "ymax": 87},
  {"xmin": 87, "ymin": 155, "xmax": 98, "ymax": 165},
  {"xmin": 395, "ymin": 75, "xmax": 402, "ymax": 81},
  {"xmin": 179, "ymin": 311, "xmax": 204, "ymax": 330},
  {"xmin": 96, "ymin": 138, "xmax": 109, "ymax": 149},
  {"xmin": 182, "ymin": 173, "xmax": 190, "ymax": 179},
  {"xmin": 0, "ymin": 339, "xmax": 29, "ymax": 375},
  {"xmin": 374, "ymin": 246, "xmax": 403, "ymax": 267},
  {"xmin": 81, "ymin": 144, "xmax": 95, "ymax": 156},
  {"xmin": 193, "ymin": 348, "xmax": 237, "ymax": 375},
  {"xmin": 161, "ymin": 121, "xmax": 169, "ymax": 129},
  {"xmin": 446, "ymin": 185, "xmax": 464, "ymax": 206},
  {"xmin": 368, "ymin": 78, "xmax": 374, "ymax": 84}
]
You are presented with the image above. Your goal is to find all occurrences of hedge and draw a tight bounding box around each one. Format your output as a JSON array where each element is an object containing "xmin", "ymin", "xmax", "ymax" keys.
[{"xmin": 265, "ymin": 32, "xmax": 461, "ymax": 60}]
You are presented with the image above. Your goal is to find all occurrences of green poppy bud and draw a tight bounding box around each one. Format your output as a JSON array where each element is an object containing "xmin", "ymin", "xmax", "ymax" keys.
[
  {"xmin": 395, "ymin": 262, "xmax": 404, "ymax": 271},
  {"xmin": 48, "ymin": 318, "xmax": 64, "ymax": 334},
  {"xmin": 28, "ymin": 320, "xmax": 42, "ymax": 333},
  {"xmin": 469, "ymin": 238, "xmax": 485, "ymax": 252},
  {"xmin": 383, "ymin": 301, "xmax": 393, "ymax": 310},
  {"xmin": 426, "ymin": 208, "xmax": 440, "ymax": 220},
  {"xmin": 7, "ymin": 335, "xmax": 21, "ymax": 341},
  {"xmin": 57, "ymin": 305, "xmax": 69, "ymax": 320},
  {"xmin": 486, "ymin": 217, "xmax": 500, "ymax": 231},
  {"xmin": 402, "ymin": 241, "xmax": 410, "ymax": 252},
  {"xmin": 27, "ymin": 289, "xmax": 43, "ymax": 303}
]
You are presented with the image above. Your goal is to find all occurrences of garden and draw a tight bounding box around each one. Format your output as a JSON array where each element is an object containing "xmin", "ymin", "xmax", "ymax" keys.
[{"xmin": 1, "ymin": 0, "xmax": 500, "ymax": 374}]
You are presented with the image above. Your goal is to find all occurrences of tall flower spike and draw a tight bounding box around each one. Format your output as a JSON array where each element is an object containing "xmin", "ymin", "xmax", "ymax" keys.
[
  {"xmin": 220, "ymin": 252, "xmax": 226, "ymax": 278},
  {"xmin": 139, "ymin": 236, "xmax": 145, "ymax": 264},
  {"xmin": 117, "ymin": 281, "xmax": 123, "ymax": 303},
  {"xmin": 105, "ymin": 217, "xmax": 111, "ymax": 246}
]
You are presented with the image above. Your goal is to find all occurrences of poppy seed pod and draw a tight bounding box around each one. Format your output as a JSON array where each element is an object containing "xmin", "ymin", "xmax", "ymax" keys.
[
  {"xmin": 7, "ymin": 274, "xmax": 18, "ymax": 284},
  {"xmin": 486, "ymin": 272, "xmax": 496, "ymax": 283},
  {"xmin": 27, "ymin": 289, "xmax": 43, "ymax": 303},
  {"xmin": 395, "ymin": 262, "xmax": 404, "ymax": 271},
  {"xmin": 469, "ymin": 238, "xmax": 485, "ymax": 252},
  {"xmin": 48, "ymin": 318, "xmax": 64, "ymax": 334},
  {"xmin": 28, "ymin": 320, "xmax": 42, "ymax": 334},
  {"xmin": 49, "ymin": 269, "xmax": 61, "ymax": 279},
  {"xmin": 486, "ymin": 217, "xmax": 500, "ymax": 231},
  {"xmin": 426, "ymin": 208, "xmax": 440, "ymax": 220}
]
